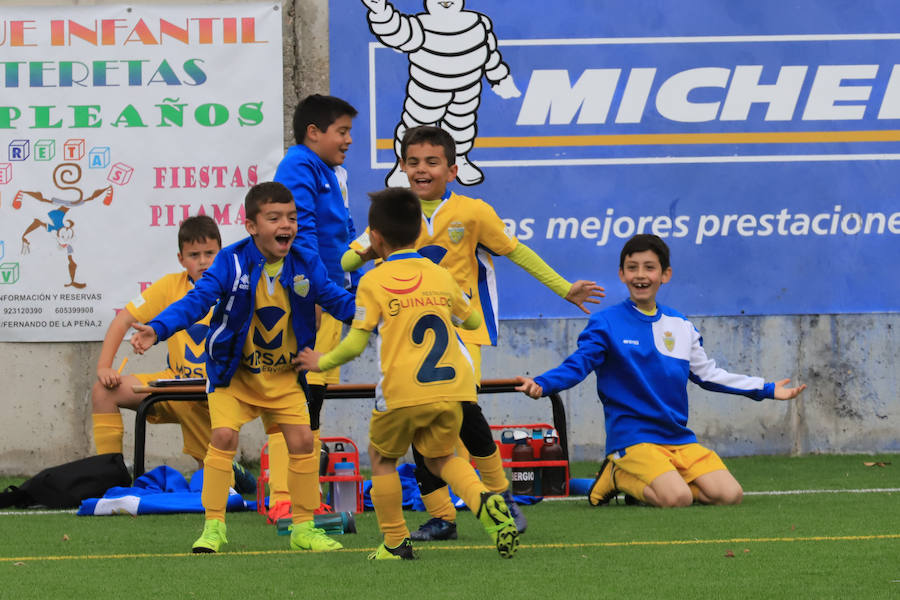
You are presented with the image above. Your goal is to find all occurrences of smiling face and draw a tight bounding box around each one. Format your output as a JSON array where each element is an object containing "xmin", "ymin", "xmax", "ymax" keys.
[
  {"xmin": 178, "ymin": 238, "xmax": 220, "ymax": 281},
  {"xmin": 306, "ymin": 114, "xmax": 353, "ymax": 167},
  {"xmin": 401, "ymin": 142, "xmax": 458, "ymax": 201},
  {"xmin": 618, "ymin": 249, "xmax": 672, "ymax": 312},
  {"xmin": 426, "ymin": 0, "xmax": 463, "ymax": 13},
  {"xmin": 245, "ymin": 201, "xmax": 297, "ymax": 263}
]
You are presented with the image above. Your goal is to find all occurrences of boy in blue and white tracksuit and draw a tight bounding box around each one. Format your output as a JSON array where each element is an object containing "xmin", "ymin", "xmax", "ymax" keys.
[{"xmin": 516, "ymin": 234, "xmax": 806, "ymax": 508}]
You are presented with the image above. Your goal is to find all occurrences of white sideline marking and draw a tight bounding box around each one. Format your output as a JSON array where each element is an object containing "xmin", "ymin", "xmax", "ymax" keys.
[
  {"xmin": 0, "ymin": 509, "xmax": 78, "ymax": 516},
  {"xmin": 542, "ymin": 487, "xmax": 900, "ymax": 501}
]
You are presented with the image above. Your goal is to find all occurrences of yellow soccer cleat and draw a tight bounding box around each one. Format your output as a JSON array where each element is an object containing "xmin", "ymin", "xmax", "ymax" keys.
[
  {"xmin": 588, "ymin": 457, "xmax": 619, "ymax": 507},
  {"xmin": 476, "ymin": 492, "xmax": 519, "ymax": 559},
  {"xmin": 192, "ymin": 519, "xmax": 227, "ymax": 554},
  {"xmin": 367, "ymin": 538, "xmax": 418, "ymax": 560},
  {"xmin": 289, "ymin": 520, "xmax": 343, "ymax": 552}
]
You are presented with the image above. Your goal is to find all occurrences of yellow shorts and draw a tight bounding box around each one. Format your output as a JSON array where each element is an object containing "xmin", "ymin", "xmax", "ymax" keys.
[
  {"xmin": 369, "ymin": 401, "xmax": 463, "ymax": 459},
  {"xmin": 611, "ymin": 442, "xmax": 728, "ymax": 485},
  {"xmin": 134, "ymin": 368, "xmax": 211, "ymax": 461},
  {"xmin": 208, "ymin": 387, "xmax": 309, "ymax": 434},
  {"xmin": 306, "ymin": 311, "xmax": 342, "ymax": 386}
]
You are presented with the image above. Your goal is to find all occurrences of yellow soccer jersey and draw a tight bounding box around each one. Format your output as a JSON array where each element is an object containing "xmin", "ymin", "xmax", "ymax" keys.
[
  {"xmin": 228, "ymin": 268, "xmax": 301, "ymax": 409},
  {"xmin": 126, "ymin": 272, "xmax": 211, "ymax": 380},
  {"xmin": 351, "ymin": 192, "xmax": 517, "ymax": 346},
  {"xmin": 353, "ymin": 251, "xmax": 477, "ymax": 411}
]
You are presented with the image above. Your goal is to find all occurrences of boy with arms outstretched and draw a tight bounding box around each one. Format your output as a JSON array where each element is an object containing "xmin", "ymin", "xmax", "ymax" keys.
[
  {"xmin": 91, "ymin": 216, "xmax": 246, "ymax": 478},
  {"xmin": 267, "ymin": 94, "xmax": 360, "ymax": 521},
  {"xmin": 131, "ymin": 182, "xmax": 355, "ymax": 553},
  {"xmin": 298, "ymin": 187, "xmax": 519, "ymax": 559},
  {"xmin": 516, "ymin": 234, "xmax": 806, "ymax": 508},
  {"xmin": 343, "ymin": 126, "xmax": 604, "ymax": 539}
]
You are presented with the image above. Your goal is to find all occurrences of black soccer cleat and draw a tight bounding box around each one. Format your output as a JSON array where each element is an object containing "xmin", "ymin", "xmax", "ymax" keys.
[{"xmin": 410, "ymin": 517, "xmax": 458, "ymax": 541}]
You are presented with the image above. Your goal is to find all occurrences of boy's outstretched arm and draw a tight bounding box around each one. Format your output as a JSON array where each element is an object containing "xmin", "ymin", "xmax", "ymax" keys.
[
  {"xmin": 514, "ymin": 376, "xmax": 543, "ymax": 399},
  {"xmin": 772, "ymin": 378, "xmax": 807, "ymax": 400},
  {"xmin": 505, "ymin": 242, "xmax": 604, "ymax": 313},
  {"xmin": 130, "ymin": 322, "xmax": 158, "ymax": 355},
  {"xmin": 294, "ymin": 328, "xmax": 371, "ymax": 372},
  {"xmin": 96, "ymin": 309, "xmax": 139, "ymax": 389}
]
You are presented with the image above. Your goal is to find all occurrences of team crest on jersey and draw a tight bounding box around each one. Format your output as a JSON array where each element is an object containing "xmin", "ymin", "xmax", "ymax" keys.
[
  {"xmin": 663, "ymin": 331, "xmax": 675, "ymax": 352},
  {"xmin": 293, "ymin": 274, "xmax": 310, "ymax": 297},
  {"xmin": 448, "ymin": 222, "xmax": 465, "ymax": 244}
]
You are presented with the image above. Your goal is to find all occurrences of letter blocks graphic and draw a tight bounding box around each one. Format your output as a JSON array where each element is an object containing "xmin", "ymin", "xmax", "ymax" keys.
[
  {"xmin": 34, "ymin": 139, "xmax": 56, "ymax": 162},
  {"xmin": 0, "ymin": 163, "xmax": 11, "ymax": 184},
  {"xmin": 108, "ymin": 162, "xmax": 134, "ymax": 186},
  {"xmin": 63, "ymin": 138, "xmax": 85, "ymax": 161},
  {"xmin": 0, "ymin": 262, "xmax": 20, "ymax": 285},
  {"xmin": 8, "ymin": 140, "xmax": 29, "ymax": 161},
  {"xmin": 89, "ymin": 146, "xmax": 110, "ymax": 169}
]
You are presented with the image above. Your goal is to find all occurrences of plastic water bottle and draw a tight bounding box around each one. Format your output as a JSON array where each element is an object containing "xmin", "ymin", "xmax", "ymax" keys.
[
  {"xmin": 511, "ymin": 430, "xmax": 538, "ymax": 495},
  {"xmin": 332, "ymin": 461, "xmax": 357, "ymax": 513},
  {"xmin": 540, "ymin": 429, "xmax": 566, "ymax": 496}
]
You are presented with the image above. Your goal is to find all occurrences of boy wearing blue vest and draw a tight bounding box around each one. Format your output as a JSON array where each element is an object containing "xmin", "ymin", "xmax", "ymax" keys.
[
  {"xmin": 131, "ymin": 182, "xmax": 355, "ymax": 553},
  {"xmin": 516, "ymin": 234, "xmax": 806, "ymax": 508},
  {"xmin": 267, "ymin": 95, "xmax": 360, "ymax": 522}
]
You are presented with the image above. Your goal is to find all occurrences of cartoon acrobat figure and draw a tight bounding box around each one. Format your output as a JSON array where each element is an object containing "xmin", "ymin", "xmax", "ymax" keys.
[
  {"xmin": 362, "ymin": 0, "xmax": 521, "ymax": 186},
  {"xmin": 16, "ymin": 162, "xmax": 112, "ymax": 289}
]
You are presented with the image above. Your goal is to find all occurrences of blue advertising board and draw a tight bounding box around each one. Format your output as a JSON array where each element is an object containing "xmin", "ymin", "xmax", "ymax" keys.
[{"xmin": 331, "ymin": 0, "xmax": 900, "ymax": 317}]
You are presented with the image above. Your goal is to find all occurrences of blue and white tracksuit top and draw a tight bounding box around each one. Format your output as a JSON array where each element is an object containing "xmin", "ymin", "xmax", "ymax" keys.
[
  {"xmin": 147, "ymin": 237, "xmax": 356, "ymax": 391},
  {"xmin": 534, "ymin": 300, "xmax": 775, "ymax": 456},
  {"xmin": 274, "ymin": 144, "xmax": 360, "ymax": 290}
]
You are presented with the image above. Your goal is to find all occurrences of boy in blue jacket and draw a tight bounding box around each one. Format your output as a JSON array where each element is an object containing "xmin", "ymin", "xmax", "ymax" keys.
[
  {"xmin": 516, "ymin": 234, "xmax": 806, "ymax": 508},
  {"xmin": 131, "ymin": 182, "xmax": 355, "ymax": 553},
  {"xmin": 268, "ymin": 94, "xmax": 359, "ymax": 521}
]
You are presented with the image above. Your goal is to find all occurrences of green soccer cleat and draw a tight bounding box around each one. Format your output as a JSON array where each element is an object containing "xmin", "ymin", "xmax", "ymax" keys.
[
  {"xmin": 476, "ymin": 492, "xmax": 519, "ymax": 559},
  {"xmin": 289, "ymin": 520, "xmax": 343, "ymax": 552},
  {"xmin": 588, "ymin": 457, "xmax": 619, "ymax": 507},
  {"xmin": 367, "ymin": 538, "xmax": 418, "ymax": 560},
  {"xmin": 192, "ymin": 519, "xmax": 227, "ymax": 554}
]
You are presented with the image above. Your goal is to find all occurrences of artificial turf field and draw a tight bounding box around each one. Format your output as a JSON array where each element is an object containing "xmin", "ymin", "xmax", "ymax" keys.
[{"xmin": 1, "ymin": 454, "xmax": 898, "ymax": 599}]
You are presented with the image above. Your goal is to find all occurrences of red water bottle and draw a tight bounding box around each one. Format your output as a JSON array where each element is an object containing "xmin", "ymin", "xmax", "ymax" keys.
[
  {"xmin": 511, "ymin": 431, "xmax": 537, "ymax": 495},
  {"xmin": 540, "ymin": 429, "xmax": 566, "ymax": 496}
]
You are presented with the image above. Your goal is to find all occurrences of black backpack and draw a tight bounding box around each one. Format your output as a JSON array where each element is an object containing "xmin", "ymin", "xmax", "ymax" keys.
[{"xmin": 0, "ymin": 453, "xmax": 131, "ymax": 509}]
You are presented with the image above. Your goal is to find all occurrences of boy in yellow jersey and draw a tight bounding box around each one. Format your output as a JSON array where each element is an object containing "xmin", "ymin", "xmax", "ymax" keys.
[
  {"xmin": 130, "ymin": 182, "xmax": 356, "ymax": 553},
  {"xmin": 91, "ymin": 216, "xmax": 231, "ymax": 473},
  {"xmin": 297, "ymin": 187, "xmax": 519, "ymax": 560},
  {"xmin": 343, "ymin": 126, "xmax": 604, "ymax": 539}
]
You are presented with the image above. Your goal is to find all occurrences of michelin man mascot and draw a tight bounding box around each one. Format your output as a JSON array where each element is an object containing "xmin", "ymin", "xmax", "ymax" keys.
[{"xmin": 362, "ymin": 0, "xmax": 521, "ymax": 186}]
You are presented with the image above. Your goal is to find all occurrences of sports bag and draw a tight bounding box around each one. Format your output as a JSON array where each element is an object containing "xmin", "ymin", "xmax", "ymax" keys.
[{"xmin": 0, "ymin": 453, "xmax": 131, "ymax": 509}]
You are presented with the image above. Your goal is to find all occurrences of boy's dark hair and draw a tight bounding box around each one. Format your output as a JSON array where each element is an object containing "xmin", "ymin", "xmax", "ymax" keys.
[
  {"xmin": 245, "ymin": 181, "xmax": 294, "ymax": 221},
  {"xmin": 400, "ymin": 125, "xmax": 456, "ymax": 165},
  {"xmin": 178, "ymin": 215, "xmax": 221, "ymax": 252},
  {"xmin": 292, "ymin": 94, "xmax": 357, "ymax": 145},
  {"xmin": 368, "ymin": 187, "xmax": 422, "ymax": 247},
  {"xmin": 619, "ymin": 234, "xmax": 671, "ymax": 271}
]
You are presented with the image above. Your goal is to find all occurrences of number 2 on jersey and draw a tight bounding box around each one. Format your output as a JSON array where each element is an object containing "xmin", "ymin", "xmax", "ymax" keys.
[{"xmin": 411, "ymin": 314, "xmax": 456, "ymax": 384}]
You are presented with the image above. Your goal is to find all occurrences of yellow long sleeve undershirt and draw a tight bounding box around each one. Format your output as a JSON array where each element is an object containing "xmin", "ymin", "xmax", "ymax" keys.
[{"xmin": 506, "ymin": 242, "xmax": 572, "ymax": 299}]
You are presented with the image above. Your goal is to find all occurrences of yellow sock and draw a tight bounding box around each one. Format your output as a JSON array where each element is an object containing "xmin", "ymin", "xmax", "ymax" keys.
[
  {"xmin": 421, "ymin": 487, "xmax": 457, "ymax": 522},
  {"xmin": 267, "ymin": 433, "xmax": 290, "ymax": 505},
  {"xmin": 613, "ymin": 468, "xmax": 648, "ymax": 503},
  {"xmin": 370, "ymin": 472, "xmax": 409, "ymax": 547},
  {"xmin": 439, "ymin": 456, "xmax": 487, "ymax": 513},
  {"xmin": 472, "ymin": 448, "xmax": 508, "ymax": 494},
  {"xmin": 688, "ymin": 482, "xmax": 702, "ymax": 501},
  {"xmin": 202, "ymin": 444, "xmax": 235, "ymax": 522},
  {"xmin": 92, "ymin": 413, "xmax": 124, "ymax": 455},
  {"xmin": 288, "ymin": 452, "xmax": 319, "ymax": 525}
]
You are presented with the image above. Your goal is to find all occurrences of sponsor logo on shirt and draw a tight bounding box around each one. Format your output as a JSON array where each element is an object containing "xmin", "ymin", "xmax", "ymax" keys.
[
  {"xmin": 622, "ymin": 339, "xmax": 640, "ymax": 345},
  {"xmin": 238, "ymin": 274, "xmax": 250, "ymax": 290}
]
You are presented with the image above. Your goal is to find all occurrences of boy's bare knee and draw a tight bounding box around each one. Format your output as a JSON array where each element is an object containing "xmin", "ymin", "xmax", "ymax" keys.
[
  {"xmin": 719, "ymin": 486, "xmax": 743, "ymax": 505},
  {"xmin": 653, "ymin": 488, "xmax": 694, "ymax": 508},
  {"xmin": 210, "ymin": 428, "xmax": 238, "ymax": 451},
  {"xmin": 91, "ymin": 381, "xmax": 116, "ymax": 412}
]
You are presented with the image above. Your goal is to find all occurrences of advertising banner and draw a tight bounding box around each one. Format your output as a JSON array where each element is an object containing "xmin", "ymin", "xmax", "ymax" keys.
[
  {"xmin": 331, "ymin": 0, "xmax": 900, "ymax": 318},
  {"xmin": 0, "ymin": 3, "xmax": 283, "ymax": 341}
]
